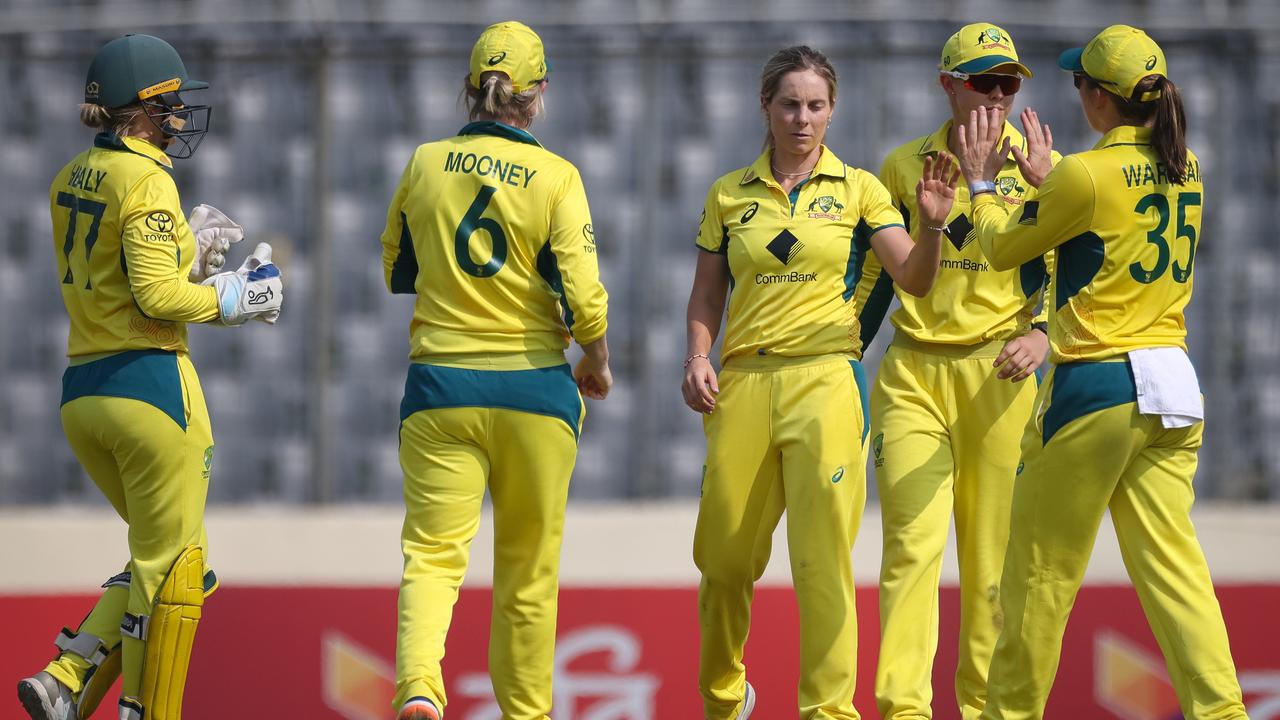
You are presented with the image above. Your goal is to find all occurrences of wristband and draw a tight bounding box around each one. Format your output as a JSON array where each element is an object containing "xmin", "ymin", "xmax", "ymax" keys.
[
  {"xmin": 969, "ymin": 179, "xmax": 997, "ymax": 196},
  {"xmin": 684, "ymin": 353, "xmax": 710, "ymax": 369},
  {"xmin": 1031, "ymin": 321, "xmax": 1049, "ymax": 335}
]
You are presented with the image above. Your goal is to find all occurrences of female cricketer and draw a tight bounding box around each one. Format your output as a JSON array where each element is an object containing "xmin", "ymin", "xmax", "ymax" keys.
[
  {"xmin": 865, "ymin": 23, "xmax": 1059, "ymax": 720},
  {"xmin": 683, "ymin": 45, "xmax": 956, "ymax": 720},
  {"xmin": 957, "ymin": 24, "xmax": 1249, "ymax": 720},
  {"xmin": 382, "ymin": 21, "xmax": 612, "ymax": 720},
  {"xmin": 18, "ymin": 34, "xmax": 283, "ymax": 720}
]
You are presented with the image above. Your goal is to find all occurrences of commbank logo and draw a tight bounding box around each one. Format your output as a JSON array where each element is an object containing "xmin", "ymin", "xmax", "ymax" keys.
[
  {"xmin": 1018, "ymin": 201, "xmax": 1039, "ymax": 226},
  {"xmin": 873, "ymin": 433, "xmax": 885, "ymax": 468},
  {"xmin": 765, "ymin": 229, "xmax": 804, "ymax": 265},
  {"xmin": 945, "ymin": 213, "xmax": 974, "ymax": 251}
]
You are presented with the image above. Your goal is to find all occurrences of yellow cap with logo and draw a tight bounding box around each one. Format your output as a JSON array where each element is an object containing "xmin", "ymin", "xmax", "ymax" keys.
[
  {"xmin": 469, "ymin": 21, "xmax": 549, "ymax": 94},
  {"xmin": 939, "ymin": 23, "xmax": 1032, "ymax": 78},
  {"xmin": 1058, "ymin": 24, "xmax": 1167, "ymax": 102}
]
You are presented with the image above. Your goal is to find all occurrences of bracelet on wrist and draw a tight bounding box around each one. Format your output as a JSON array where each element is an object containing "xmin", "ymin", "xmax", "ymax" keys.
[
  {"xmin": 969, "ymin": 179, "xmax": 997, "ymax": 196},
  {"xmin": 925, "ymin": 223, "xmax": 947, "ymax": 233},
  {"xmin": 683, "ymin": 353, "xmax": 710, "ymax": 369}
]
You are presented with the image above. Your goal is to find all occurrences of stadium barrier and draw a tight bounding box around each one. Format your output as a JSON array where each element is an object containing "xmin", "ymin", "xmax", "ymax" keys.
[{"xmin": 4, "ymin": 504, "xmax": 1278, "ymax": 719}]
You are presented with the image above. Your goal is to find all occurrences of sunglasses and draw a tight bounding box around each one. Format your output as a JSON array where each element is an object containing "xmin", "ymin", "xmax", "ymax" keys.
[{"xmin": 963, "ymin": 73, "xmax": 1022, "ymax": 95}]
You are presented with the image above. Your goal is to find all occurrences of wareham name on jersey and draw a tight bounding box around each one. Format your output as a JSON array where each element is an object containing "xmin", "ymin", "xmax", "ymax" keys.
[
  {"xmin": 443, "ymin": 151, "xmax": 538, "ymax": 188},
  {"xmin": 1121, "ymin": 158, "xmax": 1202, "ymax": 188}
]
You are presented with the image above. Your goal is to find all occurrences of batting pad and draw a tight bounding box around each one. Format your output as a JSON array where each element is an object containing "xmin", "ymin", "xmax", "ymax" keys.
[{"xmin": 139, "ymin": 545, "xmax": 206, "ymax": 719}]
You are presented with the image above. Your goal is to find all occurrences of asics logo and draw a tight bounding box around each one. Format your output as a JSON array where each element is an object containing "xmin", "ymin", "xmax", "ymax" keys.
[
  {"xmin": 488, "ymin": 52, "xmax": 507, "ymax": 66},
  {"xmin": 247, "ymin": 287, "xmax": 274, "ymax": 305},
  {"xmin": 831, "ymin": 466, "xmax": 845, "ymax": 483}
]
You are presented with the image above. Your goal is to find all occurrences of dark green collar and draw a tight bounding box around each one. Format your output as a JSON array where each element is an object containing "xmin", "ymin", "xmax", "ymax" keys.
[
  {"xmin": 92, "ymin": 132, "xmax": 173, "ymax": 167},
  {"xmin": 93, "ymin": 132, "xmax": 126, "ymax": 151},
  {"xmin": 458, "ymin": 121, "xmax": 543, "ymax": 148}
]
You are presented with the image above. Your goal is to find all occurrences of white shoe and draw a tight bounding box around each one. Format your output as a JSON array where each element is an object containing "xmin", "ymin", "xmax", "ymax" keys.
[
  {"xmin": 738, "ymin": 681, "xmax": 756, "ymax": 719},
  {"xmin": 17, "ymin": 672, "xmax": 78, "ymax": 720}
]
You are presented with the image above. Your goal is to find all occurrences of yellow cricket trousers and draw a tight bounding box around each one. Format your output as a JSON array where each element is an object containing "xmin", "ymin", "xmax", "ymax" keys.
[
  {"xmin": 871, "ymin": 336, "xmax": 1038, "ymax": 720},
  {"xmin": 695, "ymin": 354, "xmax": 869, "ymax": 720},
  {"xmin": 982, "ymin": 360, "xmax": 1248, "ymax": 720},
  {"xmin": 49, "ymin": 350, "xmax": 213, "ymax": 704},
  {"xmin": 395, "ymin": 361, "xmax": 584, "ymax": 720}
]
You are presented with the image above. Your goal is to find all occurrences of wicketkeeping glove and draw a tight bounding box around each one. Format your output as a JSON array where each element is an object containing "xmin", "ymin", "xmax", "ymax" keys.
[
  {"xmin": 187, "ymin": 204, "xmax": 244, "ymax": 282},
  {"xmin": 202, "ymin": 243, "xmax": 283, "ymax": 325}
]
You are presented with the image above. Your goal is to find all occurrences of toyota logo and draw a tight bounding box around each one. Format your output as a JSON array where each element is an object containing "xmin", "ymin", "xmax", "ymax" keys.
[{"xmin": 145, "ymin": 211, "xmax": 174, "ymax": 233}]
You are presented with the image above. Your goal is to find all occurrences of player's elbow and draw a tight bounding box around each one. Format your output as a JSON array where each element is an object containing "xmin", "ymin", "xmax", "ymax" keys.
[
  {"xmin": 897, "ymin": 268, "xmax": 936, "ymax": 298},
  {"xmin": 571, "ymin": 313, "xmax": 608, "ymax": 347},
  {"xmin": 986, "ymin": 250, "xmax": 1018, "ymax": 272},
  {"xmin": 899, "ymin": 279, "xmax": 929, "ymax": 298},
  {"xmin": 131, "ymin": 281, "xmax": 181, "ymax": 320}
]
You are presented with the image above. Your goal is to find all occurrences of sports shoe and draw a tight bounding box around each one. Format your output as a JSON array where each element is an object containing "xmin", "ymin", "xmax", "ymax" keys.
[
  {"xmin": 739, "ymin": 681, "xmax": 756, "ymax": 719},
  {"xmin": 398, "ymin": 696, "xmax": 442, "ymax": 720},
  {"xmin": 17, "ymin": 672, "xmax": 78, "ymax": 720}
]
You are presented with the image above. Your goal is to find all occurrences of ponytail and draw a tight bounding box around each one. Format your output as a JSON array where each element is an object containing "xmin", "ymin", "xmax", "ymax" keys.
[
  {"xmin": 79, "ymin": 102, "xmax": 143, "ymax": 136},
  {"xmin": 79, "ymin": 103, "xmax": 112, "ymax": 129},
  {"xmin": 462, "ymin": 71, "xmax": 545, "ymax": 127},
  {"xmin": 1106, "ymin": 75, "xmax": 1189, "ymax": 185},
  {"xmin": 1149, "ymin": 78, "xmax": 1188, "ymax": 185}
]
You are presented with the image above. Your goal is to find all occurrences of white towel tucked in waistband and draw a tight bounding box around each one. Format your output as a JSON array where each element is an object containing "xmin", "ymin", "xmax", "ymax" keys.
[{"xmin": 1128, "ymin": 347, "xmax": 1203, "ymax": 429}]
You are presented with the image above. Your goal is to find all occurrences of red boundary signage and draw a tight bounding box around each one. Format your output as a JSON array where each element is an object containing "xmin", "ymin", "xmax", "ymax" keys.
[{"xmin": 6, "ymin": 586, "xmax": 1278, "ymax": 719}]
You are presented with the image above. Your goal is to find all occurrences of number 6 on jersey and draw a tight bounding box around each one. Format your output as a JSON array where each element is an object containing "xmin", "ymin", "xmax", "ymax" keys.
[{"xmin": 455, "ymin": 185, "xmax": 507, "ymax": 277}]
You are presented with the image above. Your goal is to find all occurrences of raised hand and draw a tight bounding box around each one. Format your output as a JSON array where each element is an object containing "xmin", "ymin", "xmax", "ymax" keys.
[
  {"xmin": 1010, "ymin": 107, "xmax": 1054, "ymax": 188},
  {"xmin": 916, "ymin": 152, "xmax": 961, "ymax": 229},
  {"xmin": 957, "ymin": 106, "xmax": 1011, "ymax": 185}
]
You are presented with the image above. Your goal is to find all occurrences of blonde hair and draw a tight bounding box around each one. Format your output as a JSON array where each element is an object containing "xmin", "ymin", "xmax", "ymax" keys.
[
  {"xmin": 462, "ymin": 71, "xmax": 545, "ymax": 127},
  {"xmin": 760, "ymin": 46, "xmax": 838, "ymax": 150},
  {"xmin": 79, "ymin": 102, "xmax": 143, "ymax": 135}
]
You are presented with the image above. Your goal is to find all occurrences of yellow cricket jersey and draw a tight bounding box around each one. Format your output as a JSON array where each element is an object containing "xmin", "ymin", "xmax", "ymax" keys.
[
  {"xmin": 971, "ymin": 126, "xmax": 1202, "ymax": 362},
  {"xmin": 50, "ymin": 133, "xmax": 219, "ymax": 359},
  {"xmin": 696, "ymin": 146, "xmax": 904, "ymax": 362},
  {"xmin": 862, "ymin": 120, "xmax": 1060, "ymax": 347},
  {"xmin": 381, "ymin": 121, "xmax": 608, "ymax": 369}
]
